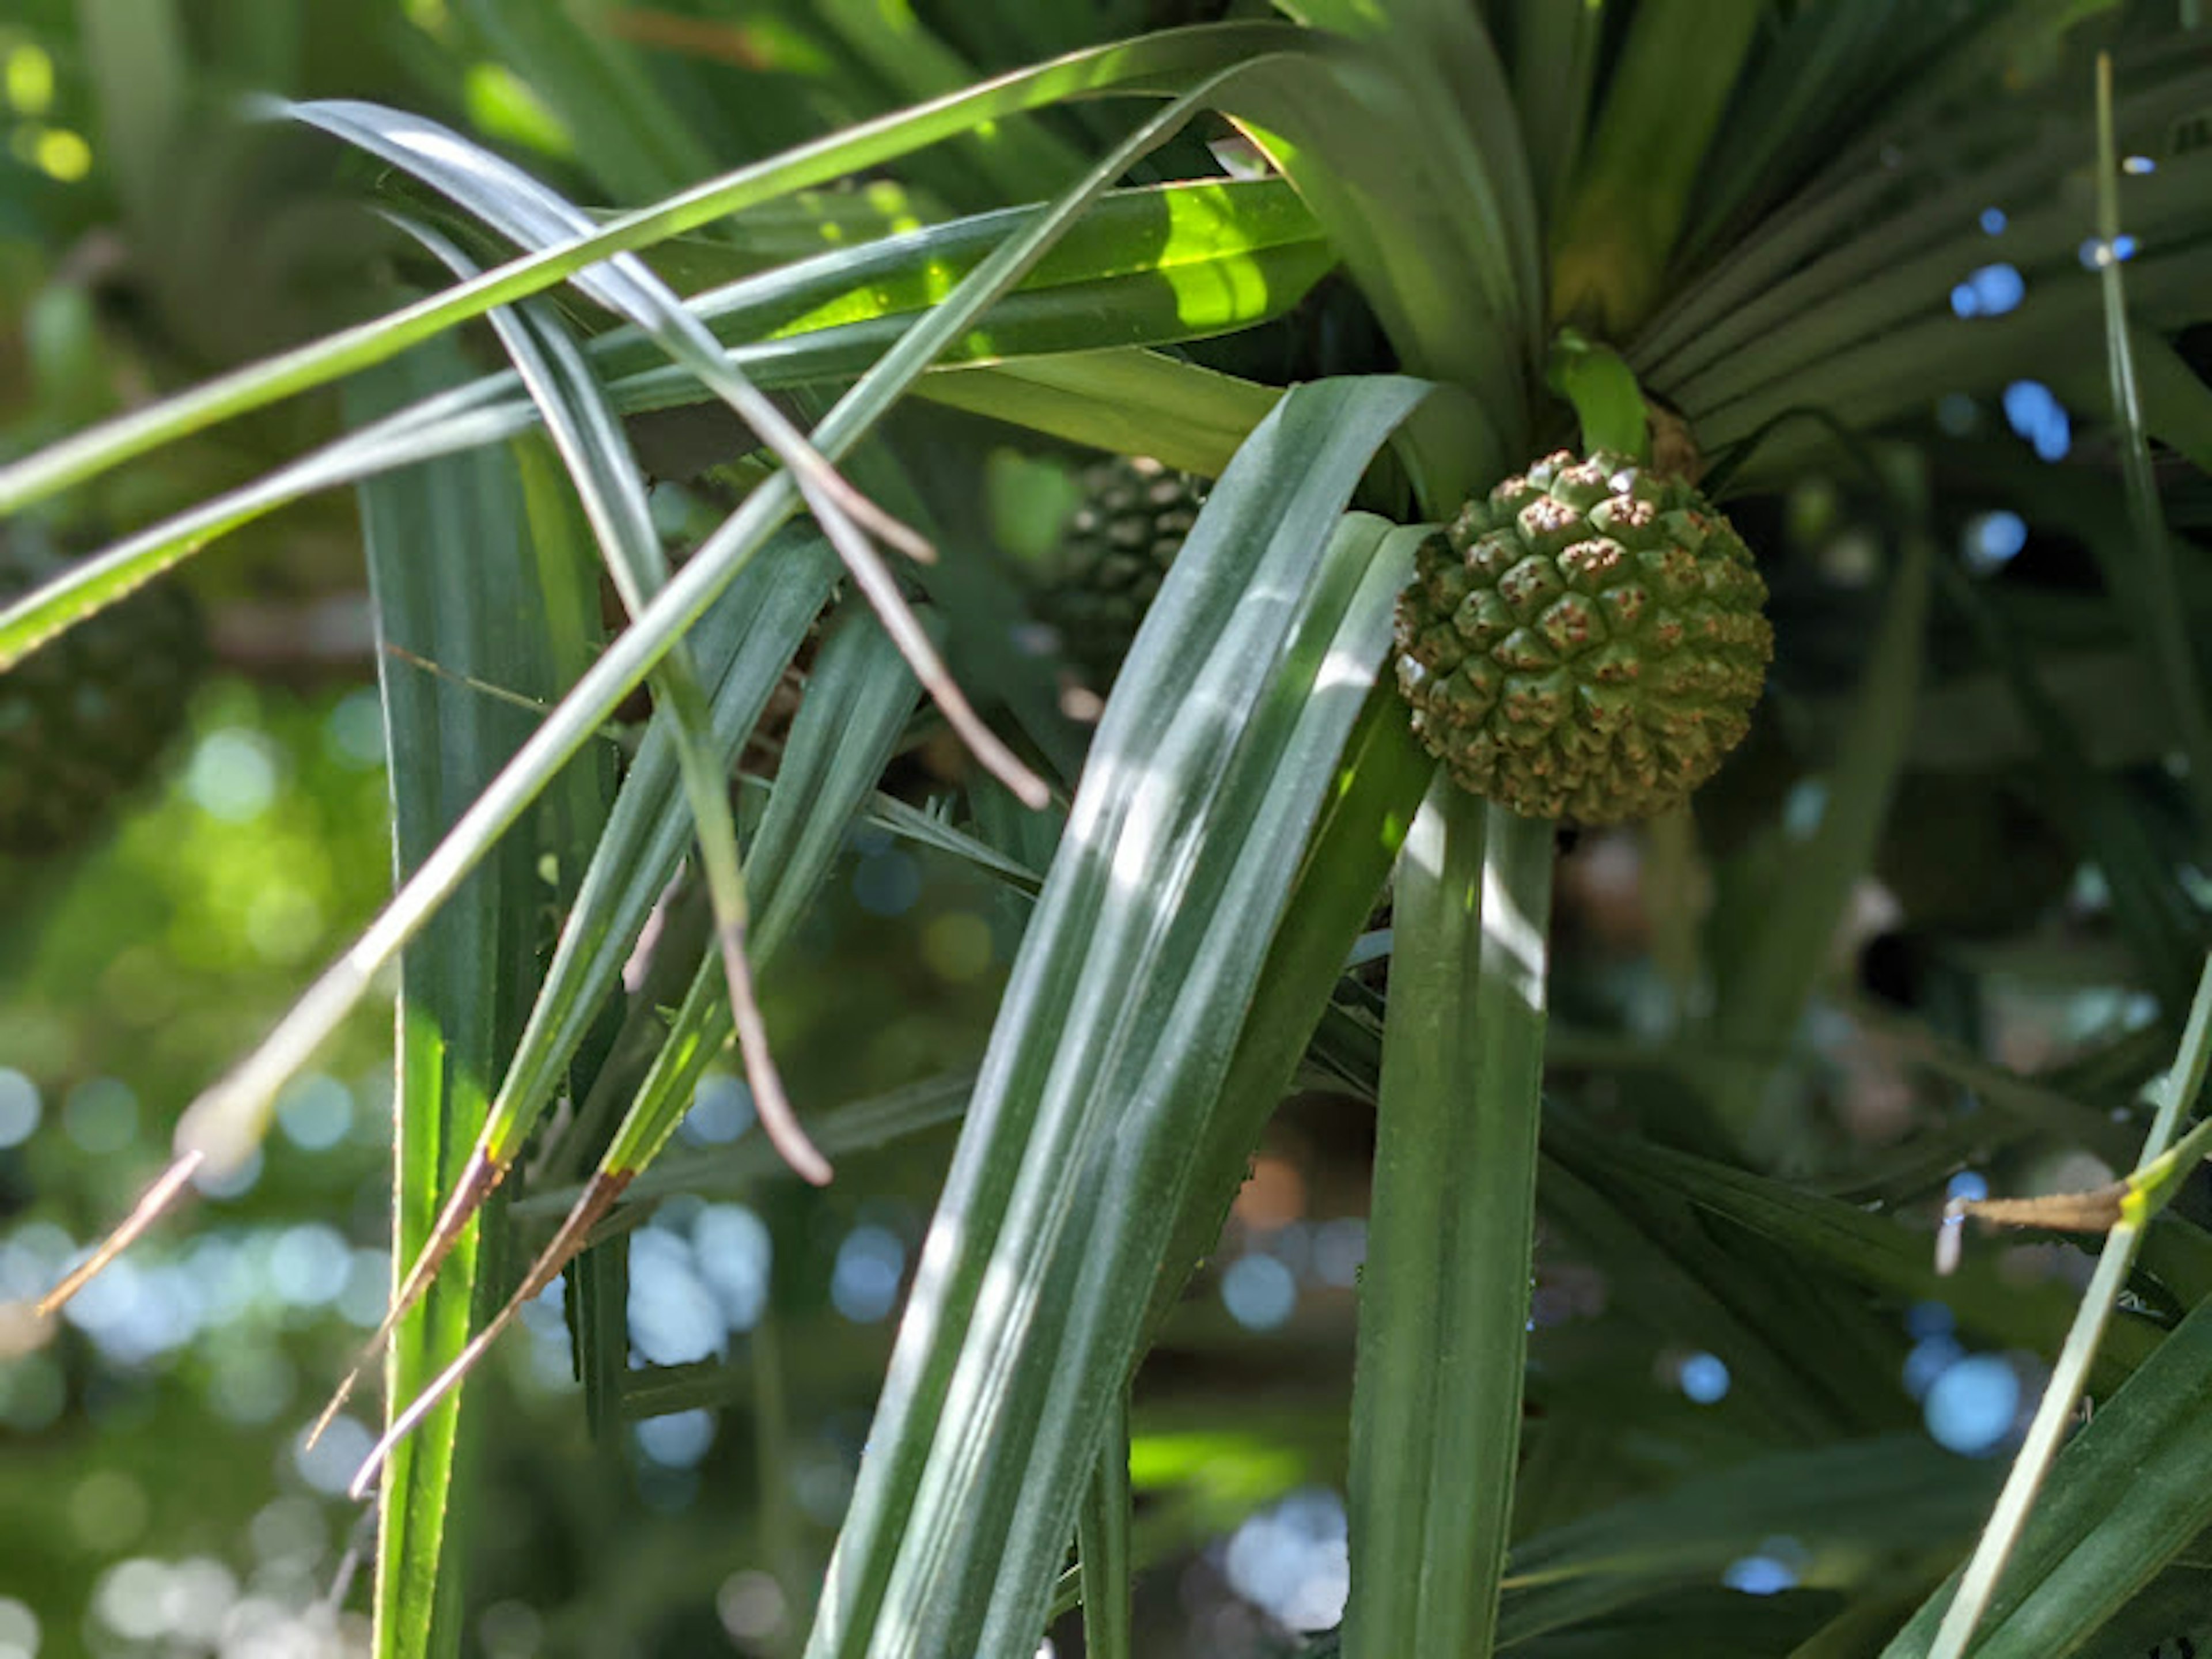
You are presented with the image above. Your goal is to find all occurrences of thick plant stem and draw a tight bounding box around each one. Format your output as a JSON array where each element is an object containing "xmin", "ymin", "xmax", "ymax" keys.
[{"xmin": 1344, "ymin": 785, "xmax": 1554, "ymax": 1658}]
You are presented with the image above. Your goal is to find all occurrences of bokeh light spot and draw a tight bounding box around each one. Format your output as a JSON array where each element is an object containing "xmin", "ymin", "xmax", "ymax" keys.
[
  {"xmin": 629, "ymin": 1228, "xmax": 725, "ymax": 1366},
  {"xmin": 245, "ymin": 882, "xmax": 324, "ymax": 964},
  {"xmin": 248, "ymin": 1495, "xmax": 329, "ymax": 1567},
  {"xmin": 1224, "ymin": 1489, "xmax": 1349, "ymax": 1631},
  {"xmin": 206, "ymin": 1343, "xmax": 296, "ymax": 1425},
  {"xmin": 1679, "ymin": 1351, "xmax": 1732, "ymax": 1404},
  {"xmin": 853, "ymin": 850, "xmax": 922, "ymax": 918},
  {"xmin": 186, "ymin": 729, "xmax": 281, "ymax": 821},
  {"xmin": 692, "ymin": 1204, "xmax": 771, "ymax": 1332},
  {"xmin": 1963, "ymin": 511, "xmax": 2027, "ymax": 573},
  {"xmin": 635, "ymin": 1408, "xmax": 717, "ymax": 1468},
  {"xmin": 921, "ymin": 911, "xmax": 994, "ymax": 983},
  {"xmin": 190, "ymin": 1144, "xmax": 261, "ymax": 1199},
  {"xmin": 680, "ymin": 1072, "xmax": 753, "ymax": 1146},
  {"xmin": 1221, "ymin": 1253, "xmax": 1298, "ymax": 1331},
  {"xmin": 1925, "ymin": 1354, "xmax": 2020, "ymax": 1455},
  {"xmin": 717, "ymin": 1570, "xmax": 787, "ymax": 1642},
  {"xmin": 324, "ymin": 688, "xmax": 387, "ymax": 768},
  {"xmin": 1904, "ymin": 1333, "xmax": 1965, "ymax": 1400},
  {"xmin": 1935, "ymin": 392, "xmax": 1980, "ymax": 435},
  {"xmin": 0, "ymin": 1070, "xmax": 39, "ymax": 1149},
  {"xmin": 2002, "ymin": 381, "xmax": 2070, "ymax": 461},
  {"xmin": 294, "ymin": 1415, "xmax": 373, "ymax": 1494},
  {"xmin": 1948, "ymin": 1170, "xmax": 1990, "ymax": 1204},
  {"xmin": 3, "ymin": 44, "xmax": 54, "ymax": 115},
  {"xmin": 277, "ymin": 1074, "xmax": 354, "ymax": 1150},
  {"xmin": 340, "ymin": 1248, "xmax": 393, "ymax": 1328},
  {"xmin": 69, "ymin": 1469, "xmax": 149, "ymax": 1551},
  {"xmin": 1905, "ymin": 1301, "xmax": 1956, "ymax": 1340},
  {"xmin": 0, "ymin": 1594, "xmax": 36, "ymax": 1659},
  {"xmin": 29, "ymin": 127, "xmax": 89, "ymax": 182},
  {"xmin": 1782, "ymin": 778, "xmax": 1828, "ymax": 840},
  {"xmin": 270, "ymin": 1224, "xmax": 354, "ymax": 1308},
  {"xmin": 2078, "ymin": 234, "xmax": 2139, "ymax": 268},
  {"xmin": 62, "ymin": 1076, "xmax": 137, "ymax": 1154},
  {"xmin": 1950, "ymin": 263, "xmax": 2023, "ymax": 318},
  {"xmin": 94, "ymin": 1558, "xmax": 172, "ymax": 1642},
  {"xmin": 1312, "ymin": 1218, "xmax": 1365, "ymax": 1287},
  {"xmin": 831, "ymin": 1225, "xmax": 906, "ymax": 1324},
  {"xmin": 1724, "ymin": 1553, "xmax": 1799, "ymax": 1595}
]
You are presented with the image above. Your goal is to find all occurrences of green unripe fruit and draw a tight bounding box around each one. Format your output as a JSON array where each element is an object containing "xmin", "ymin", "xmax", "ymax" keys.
[
  {"xmin": 1038, "ymin": 455, "xmax": 1204, "ymax": 688},
  {"xmin": 1393, "ymin": 449, "xmax": 1773, "ymax": 824},
  {"xmin": 0, "ymin": 531, "xmax": 207, "ymax": 859}
]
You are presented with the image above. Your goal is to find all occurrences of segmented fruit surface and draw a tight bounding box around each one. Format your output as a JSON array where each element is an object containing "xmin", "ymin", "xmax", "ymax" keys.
[
  {"xmin": 1393, "ymin": 449, "xmax": 1772, "ymax": 824},
  {"xmin": 0, "ymin": 531, "xmax": 206, "ymax": 858},
  {"xmin": 1038, "ymin": 455, "xmax": 1204, "ymax": 687}
]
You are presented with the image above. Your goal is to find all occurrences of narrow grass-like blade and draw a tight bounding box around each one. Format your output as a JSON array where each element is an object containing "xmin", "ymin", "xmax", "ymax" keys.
[
  {"xmin": 479, "ymin": 529, "xmax": 834, "ymax": 1175},
  {"xmin": 2088, "ymin": 53, "xmax": 2212, "ymax": 838},
  {"xmin": 1142, "ymin": 677, "xmax": 1432, "ymax": 1346},
  {"xmin": 1277, "ymin": 0, "xmax": 1538, "ymax": 376},
  {"xmin": 1680, "ymin": 2, "xmax": 1954, "ymax": 260},
  {"xmin": 1500, "ymin": 1435, "xmax": 1999, "ymax": 1645},
  {"xmin": 1640, "ymin": 40, "xmax": 2212, "ymax": 376},
  {"xmin": 611, "ymin": 600, "xmax": 929, "ymax": 1172},
  {"xmin": 1912, "ymin": 954, "xmax": 2212, "ymax": 1659},
  {"xmin": 1556, "ymin": 1125, "xmax": 2166, "ymax": 1388},
  {"xmin": 511, "ymin": 1070, "xmax": 978, "ymax": 1219},
  {"xmin": 1933, "ymin": 554, "xmax": 2206, "ymax": 1013},
  {"xmin": 1537, "ymin": 1153, "xmax": 1857, "ymax": 1445},
  {"xmin": 2115, "ymin": 324, "xmax": 2212, "ymax": 474}
]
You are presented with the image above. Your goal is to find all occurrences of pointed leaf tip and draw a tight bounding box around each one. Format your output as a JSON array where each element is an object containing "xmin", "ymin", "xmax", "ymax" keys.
[
  {"xmin": 349, "ymin": 1171, "xmax": 634, "ymax": 1497},
  {"xmin": 37, "ymin": 1150, "xmax": 206, "ymax": 1317}
]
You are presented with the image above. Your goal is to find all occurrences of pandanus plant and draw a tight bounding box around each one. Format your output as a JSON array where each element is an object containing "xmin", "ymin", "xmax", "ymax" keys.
[{"xmin": 9, "ymin": 3, "xmax": 2212, "ymax": 1657}]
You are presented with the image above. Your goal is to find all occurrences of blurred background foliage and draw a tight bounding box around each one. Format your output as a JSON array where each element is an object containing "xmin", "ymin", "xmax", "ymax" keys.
[{"xmin": 2, "ymin": 2, "xmax": 2212, "ymax": 1658}]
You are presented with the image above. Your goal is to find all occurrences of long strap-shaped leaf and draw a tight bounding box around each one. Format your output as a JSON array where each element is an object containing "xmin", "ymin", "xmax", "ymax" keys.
[
  {"xmin": 0, "ymin": 198, "xmax": 1294, "ymax": 695},
  {"xmin": 336, "ymin": 50, "xmax": 1365, "ymax": 1430},
  {"xmin": 406, "ymin": 216, "xmax": 828, "ymax": 1176},
  {"xmin": 349, "ymin": 342, "xmax": 613, "ymax": 1659},
  {"xmin": 807, "ymin": 376, "xmax": 1430, "ymax": 1659},
  {"xmin": 0, "ymin": 21, "xmax": 1312, "ymax": 536},
  {"xmin": 34, "ymin": 40, "xmax": 1279, "ymax": 1311},
  {"xmin": 471, "ymin": 527, "xmax": 834, "ymax": 1186},
  {"xmin": 347, "ymin": 589, "xmax": 926, "ymax": 1495},
  {"xmin": 306, "ymin": 227, "xmax": 844, "ymax": 1441},
  {"xmin": 285, "ymin": 99, "xmax": 1036, "ymax": 812},
  {"xmin": 1345, "ymin": 788, "xmax": 1554, "ymax": 1658},
  {"xmin": 1891, "ymin": 954, "xmax": 2212, "ymax": 1659}
]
